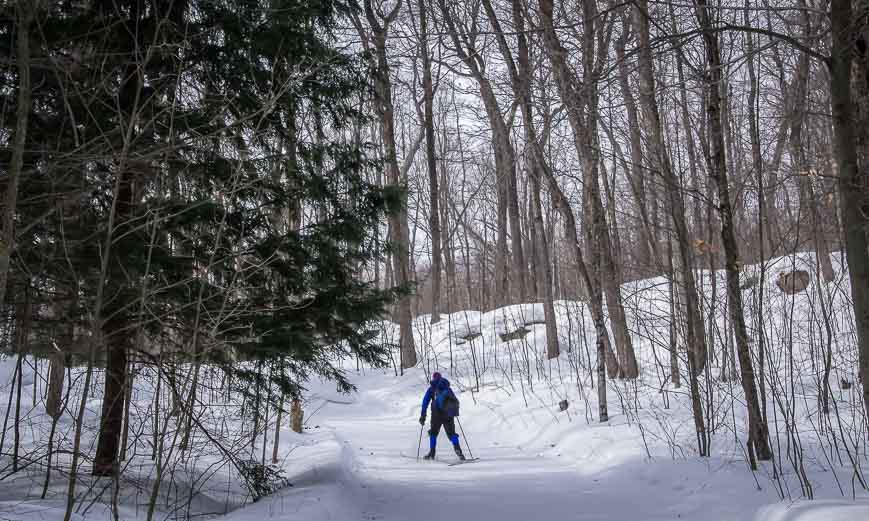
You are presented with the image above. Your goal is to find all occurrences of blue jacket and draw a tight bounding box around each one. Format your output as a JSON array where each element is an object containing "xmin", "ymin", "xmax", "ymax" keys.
[{"xmin": 421, "ymin": 377, "xmax": 459, "ymax": 417}]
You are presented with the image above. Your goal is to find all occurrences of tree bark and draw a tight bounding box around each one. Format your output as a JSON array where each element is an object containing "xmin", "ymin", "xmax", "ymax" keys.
[
  {"xmin": 290, "ymin": 398, "xmax": 304, "ymax": 434},
  {"xmin": 744, "ymin": 1, "xmax": 769, "ymax": 424},
  {"xmin": 666, "ymin": 236, "xmax": 681, "ymax": 388},
  {"xmin": 119, "ymin": 363, "xmax": 134, "ymax": 461},
  {"xmin": 527, "ymin": 177, "xmax": 540, "ymax": 299},
  {"xmin": 46, "ymin": 353, "xmax": 66, "ymax": 419},
  {"xmin": 46, "ymin": 288, "xmax": 71, "ymax": 420},
  {"xmin": 745, "ymin": 5, "xmax": 765, "ymax": 265},
  {"xmin": 669, "ymin": 3, "xmax": 710, "ymax": 253},
  {"xmin": 440, "ymin": 123, "xmax": 459, "ymax": 310},
  {"xmin": 530, "ymin": 166, "xmax": 559, "ymax": 360}
]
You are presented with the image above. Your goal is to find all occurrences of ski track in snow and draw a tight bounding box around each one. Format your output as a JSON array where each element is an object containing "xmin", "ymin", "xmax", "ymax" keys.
[{"xmin": 229, "ymin": 372, "xmax": 839, "ymax": 521}]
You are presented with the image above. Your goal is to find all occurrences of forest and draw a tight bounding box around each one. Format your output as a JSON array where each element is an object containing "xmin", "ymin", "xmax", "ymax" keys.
[{"xmin": 1, "ymin": 0, "xmax": 869, "ymax": 520}]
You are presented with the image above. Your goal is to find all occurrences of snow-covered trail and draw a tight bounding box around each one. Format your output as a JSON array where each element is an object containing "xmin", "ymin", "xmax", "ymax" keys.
[{"xmin": 239, "ymin": 371, "xmax": 781, "ymax": 521}]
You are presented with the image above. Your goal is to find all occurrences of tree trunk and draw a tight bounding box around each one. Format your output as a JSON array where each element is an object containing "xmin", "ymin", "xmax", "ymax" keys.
[
  {"xmin": 531, "ymin": 169, "xmax": 559, "ymax": 360},
  {"xmin": 480, "ymin": 0, "xmax": 559, "ymax": 358},
  {"xmin": 417, "ymin": 0, "xmax": 441, "ymax": 324},
  {"xmin": 695, "ymin": 0, "xmax": 772, "ymax": 462},
  {"xmin": 632, "ymin": 0, "xmax": 707, "ymax": 374},
  {"xmin": 667, "ymin": 236, "xmax": 681, "ymax": 388},
  {"xmin": 362, "ymin": 1, "xmax": 417, "ymax": 370},
  {"xmin": 527, "ymin": 178, "xmax": 540, "ymax": 299},
  {"xmin": 436, "ymin": 0, "xmax": 525, "ymax": 305},
  {"xmin": 92, "ymin": 0, "xmax": 155, "ymax": 474},
  {"xmin": 93, "ymin": 132, "xmax": 142, "ymax": 475},
  {"xmin": 440, "ymin": 128, "xmax": 458, "ymax": 311},
  {"xmin": 0, "ymin": 1, "xmax": 33, "ymax": 310},
  {"xmin": 786, "ymin": 4, "xmax": 834, "ymax": 281},
  {"xmin": 272, "ymin": 393, "xmax": 284, "ymax": 463},
  {"xmin": 744, "ymin": 4, "xmax": 771, "ymax": 424},
  {"xmin": 290, "ymin": 398, "xmax": 304, "ymax": 434},
  {"xmin": 614, "ymin": 26, "xmax": 653, "ymax": 271},
  {"xmin": 119, "ymin": 363, "xmax": 134, "ymax": 461},
  {"xmin": 495, "ymin": 177, "xmax": 510, "ymax": 306},
  {"xmin": 745, "ymin": 6, "xmax": 766, "ymax": 253},
  {"xmin": 13, "ymin": 292, "xmax": 31, "ymax": 472},
  {"xmin": 511, "ymin": 0, "xmax": 617, "ymax": 374},
  {"xmin": 669, "ymin": 3, "xmax": 710, "ymax": 253},
  {"xmin": 93, "ymin": 309, "xmax": 131, "ymax": 475},
  {"xmin": 46, "ymin": 353, "xmax": 66, "ymax": 419},
  {"xmin": 537, "ymin": 0, "xmax": 637, "ymax": 378},
  {"xmin": 601, "ymin": 161, "xmax": 624, "ymax": 280},
  {"xmin": 597, "ymin": 327, "xmax": 609, "ymax": 422},
  {"xmin": 832, "ymin": 0, "xmax": 869, "ymax": 423},
  {"xmin": 507, "ymin": 168, "xmax": 527, "ymax": 304},
  {"xmin": 46, "ymin": 288, "xmax": 71, "ymax": 421}
]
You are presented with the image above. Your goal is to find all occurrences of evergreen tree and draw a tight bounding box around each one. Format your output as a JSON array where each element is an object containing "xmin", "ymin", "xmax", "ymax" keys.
[{"xmin": 1, "ymin": 0, "xmax": 398, "ymax": 476}]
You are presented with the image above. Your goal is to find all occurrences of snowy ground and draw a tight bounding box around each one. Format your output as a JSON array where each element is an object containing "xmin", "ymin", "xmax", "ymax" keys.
[
  {"xmin": 217, "ymin": 366, "xmax": 869, "ymax": 521},
  {"xmin": 3, "ymin": 251, "xmax": 869, "ymax": 520},
  {"xmin": 240, "ymin": 371, "xmax": 774, "ymax": 521}
]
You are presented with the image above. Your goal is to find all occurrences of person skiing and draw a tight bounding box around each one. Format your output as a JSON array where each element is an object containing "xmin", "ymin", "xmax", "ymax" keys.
[{"xmin": 419, "ymin": 372, "xmax": 465, "ymax": 461}]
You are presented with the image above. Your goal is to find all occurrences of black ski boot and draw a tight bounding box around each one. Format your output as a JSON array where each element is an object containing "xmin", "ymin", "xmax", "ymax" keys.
[
  {"xmin": 423, "ymin": 449, "xmax": 436, "ymax": 460},
  {"xmin": 454, "ymin": 445, "xmax": 466, "ymax": 461}
]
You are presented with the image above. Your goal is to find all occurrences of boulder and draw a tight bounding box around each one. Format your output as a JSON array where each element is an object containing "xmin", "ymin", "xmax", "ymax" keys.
[
  {"xmin": 740, "ymin": 275, "xmax": 759, "ymax": 290},
  {"xmin": 499, "ymin": 327, "xmax": 530, "ymax": 342},
  {"xmin": 776, "ymin": 270, "xmax": 811, "ymax": 295}
]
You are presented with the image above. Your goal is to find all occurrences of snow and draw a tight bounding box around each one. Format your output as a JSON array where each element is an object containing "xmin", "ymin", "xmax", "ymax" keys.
[
  {"xmin": 755, "ymin": 500, "xmax": 869, "ymax": 521},
  {"xmin": 2, "ymin": 251, "xmax": 868, "ymax": 521},
  {"xmin": 228, "ymin": 370, "xmax": 781, "ymax": 521}
]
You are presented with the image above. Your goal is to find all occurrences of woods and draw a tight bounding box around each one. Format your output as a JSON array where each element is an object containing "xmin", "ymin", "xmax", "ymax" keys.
[{"xmin": 2, "ymin": 0, "xmax": 869, "ymax": 519}]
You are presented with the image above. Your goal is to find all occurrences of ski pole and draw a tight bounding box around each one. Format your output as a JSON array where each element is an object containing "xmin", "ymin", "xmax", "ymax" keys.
[
  {"xmin": 456, "ymin": 417, "xmax": 474, "ymax": 459},
  {"xmin": 416, "ymin": 424, "xmax": 424, "ymax": 460}
]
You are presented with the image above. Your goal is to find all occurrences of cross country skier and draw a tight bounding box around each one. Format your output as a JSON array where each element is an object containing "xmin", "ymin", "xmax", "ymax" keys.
[{"xmin": 419, "ymin": 372, "xmax": 465, "ymax": 461}]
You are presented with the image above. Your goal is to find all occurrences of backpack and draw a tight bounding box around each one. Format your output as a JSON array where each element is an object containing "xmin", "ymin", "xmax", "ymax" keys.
[{"xmin": 442, "ymin": 392, "xmax": 460, "ymax": 417}]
